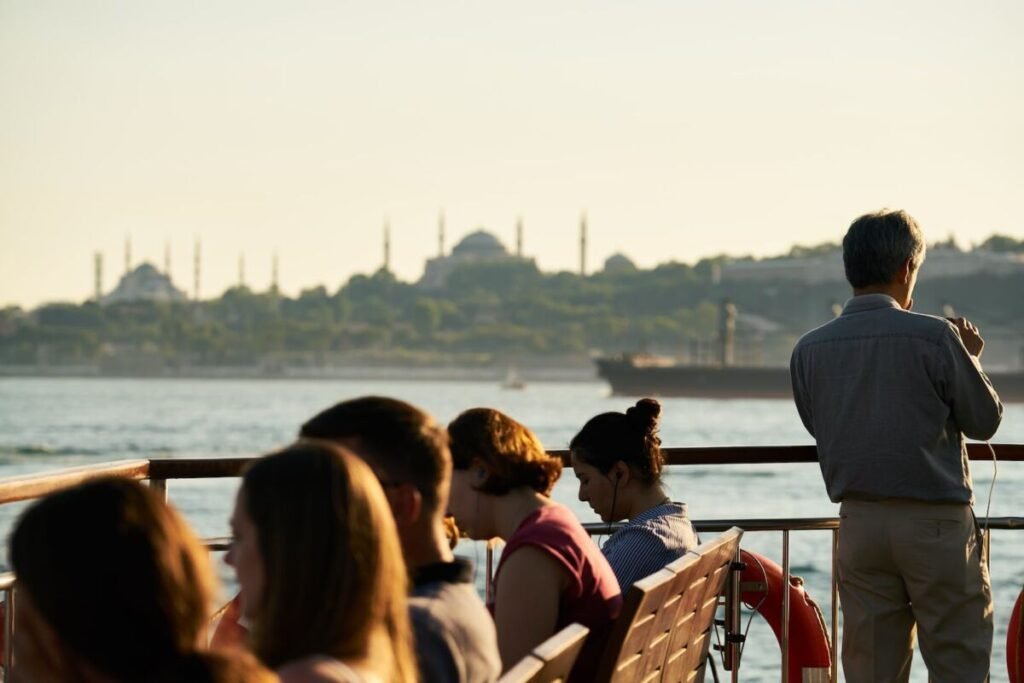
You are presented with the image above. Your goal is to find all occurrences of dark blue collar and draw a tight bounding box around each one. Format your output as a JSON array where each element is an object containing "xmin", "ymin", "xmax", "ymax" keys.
[{"xmin": 412, "ymin": 557, "xmax": 474, "ymax": 588}]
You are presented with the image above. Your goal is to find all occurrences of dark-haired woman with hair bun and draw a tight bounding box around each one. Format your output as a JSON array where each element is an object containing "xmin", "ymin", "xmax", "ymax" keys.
[
  {"xmin": 447, "ymin": 408, "xmax": 621, "ymax": 682},
  {"xmin": 570, "ymin": 398, "xmax": 698, "ymax": 590}
]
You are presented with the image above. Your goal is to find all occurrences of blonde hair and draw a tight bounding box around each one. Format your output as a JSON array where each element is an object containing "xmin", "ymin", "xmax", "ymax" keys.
[
  {"xmin": 241, "ymin": 440, "xmax": 416, "ymax": 682},
  {"xmin": 10, "ymin": 477, "xmax": 274, "ymax": 682}
]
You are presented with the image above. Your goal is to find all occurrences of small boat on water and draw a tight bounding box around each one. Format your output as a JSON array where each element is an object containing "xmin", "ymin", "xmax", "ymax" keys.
[
  {"xmin": 501, "ymin": 367, "xmax": 527, "ymax": 390},
  {"xmin": 595, "ymin": 354, "xmax": 1024, "ymax": 402}
]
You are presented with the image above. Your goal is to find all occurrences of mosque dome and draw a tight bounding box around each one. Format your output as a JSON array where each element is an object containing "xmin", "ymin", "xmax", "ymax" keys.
[
  {"xmin": 451, "ymin": 230, "xmax": 508, "ymax": 259},
  {"xmin": 603, "ymin": 252, "xmax": 637, "ymax": 273},
  {"xmin": 104, "ymin": 262, "xmax": 188, "ymax": 304}
]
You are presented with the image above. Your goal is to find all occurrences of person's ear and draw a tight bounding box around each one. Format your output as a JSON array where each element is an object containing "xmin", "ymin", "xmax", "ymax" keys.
[
  {"xmin": 406, "ymin": 486, "xmax": 423, "ymax": 524},
  {"xmin": 472, "ymin": 458, "xmax": 490, "ymax": 487},
  {"xmin": 899, "ymin": 258, "xmax": 913, "ymax": 284},
  {"xmin": 613, "ymin": 462, "xmax": 629, "ymax": 485},
  {"xmin": 388, "ymin": 484, "xmax": 422, "ymax": 527}
]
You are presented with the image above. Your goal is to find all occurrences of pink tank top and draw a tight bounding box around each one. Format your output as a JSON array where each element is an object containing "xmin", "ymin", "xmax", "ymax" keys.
[{"xmin": 492, "ymin": 503, "xmax": 622, "ymax": 681}]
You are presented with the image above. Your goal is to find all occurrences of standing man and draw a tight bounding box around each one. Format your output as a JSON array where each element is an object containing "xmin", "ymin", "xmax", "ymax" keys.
[
  {"xmin": 790, "ymin": 210, "xmax": 1002, "ymax": 683},
  {"xmin": 300, "ymin": 396, "xmax": 502, "ymax": 683}
]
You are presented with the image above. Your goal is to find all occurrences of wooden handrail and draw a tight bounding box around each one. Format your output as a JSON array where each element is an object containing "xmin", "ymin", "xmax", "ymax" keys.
[
  {"xmin": 144, "ymin": 443, "xmax": 1024, "ymax": 477},
  {"xmin": 147, "ymin": 457, "xmax": 255, "ymax": 480},
  {"xmin": 0, "ymin": 460, "xmax": 151, "ymax": 505},
  {"xmin": 0, "ymin": 444, "xmax": 1019, "ymax": 506},
  {"xmin": 604, "ymin": 443, "xmax": 1024, "ymax": 466}
]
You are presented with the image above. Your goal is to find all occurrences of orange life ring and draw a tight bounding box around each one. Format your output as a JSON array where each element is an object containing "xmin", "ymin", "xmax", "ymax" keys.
[
  {"xmin": 1009, "ymin": 587, "xmax": 1024, "ymax": 683},
  {"xmin": 739, "ymin": 549, "xmax": 832, "ymax": 683}
]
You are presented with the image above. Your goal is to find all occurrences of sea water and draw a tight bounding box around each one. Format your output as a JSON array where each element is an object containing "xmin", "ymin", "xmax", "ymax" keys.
[{"xmin": 1, "ymin": 377, "xmax": 1021, "ymax": 682}]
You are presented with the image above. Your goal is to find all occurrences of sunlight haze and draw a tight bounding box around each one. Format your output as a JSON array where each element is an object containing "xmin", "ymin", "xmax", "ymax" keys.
[{"xmin": 1, "ymin": 0, "xmax": 1022, "ymax": 307}]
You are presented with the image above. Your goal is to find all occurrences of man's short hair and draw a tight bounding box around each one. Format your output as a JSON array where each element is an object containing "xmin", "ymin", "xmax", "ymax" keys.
[
  {"xmin": 299, "ymin": 396, "xmax": 451, "ymax": 515},
  {"xmin": 843, "ymin": 209, "xmax": 927, "ymax": 289}
]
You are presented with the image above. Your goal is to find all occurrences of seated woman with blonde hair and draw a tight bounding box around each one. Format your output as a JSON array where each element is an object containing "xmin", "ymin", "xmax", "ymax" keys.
[
  {"xmin": 447, "ymin": 408, "xmax": 621, "ymax": 682},
  {"xmin": 226, "ymin": 441, "xmax": 416, "ymax": 683},
  {"xmin": 9, "ymin": 477, "xmax": 275, "ymax": 683}
]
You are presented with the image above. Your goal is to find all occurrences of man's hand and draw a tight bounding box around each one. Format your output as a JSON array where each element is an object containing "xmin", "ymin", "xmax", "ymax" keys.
[{"xmin": 949, "ymin": 317, "xmax": 985, "ymax": 358}]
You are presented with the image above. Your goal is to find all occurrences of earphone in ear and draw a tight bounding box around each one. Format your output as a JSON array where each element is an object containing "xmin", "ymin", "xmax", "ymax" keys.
[
  {"xmin": 605, "ymin": 468, "xmax": 622, "ymax": 540},
  {"xmin": 475, "ymin": 466, "xmax": 488, "ymax": 483}
]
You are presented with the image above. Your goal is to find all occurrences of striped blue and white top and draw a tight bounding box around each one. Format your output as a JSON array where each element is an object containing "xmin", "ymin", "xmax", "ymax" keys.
[{"xmin": 602, "ymin": 502, "xmax": 699, "ymax": 590}]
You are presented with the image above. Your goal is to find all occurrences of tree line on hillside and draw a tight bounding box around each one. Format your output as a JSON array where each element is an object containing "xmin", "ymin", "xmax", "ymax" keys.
[{"xmin": 2, "ymin": 235, "xmax": 1022, "ymax": 368}]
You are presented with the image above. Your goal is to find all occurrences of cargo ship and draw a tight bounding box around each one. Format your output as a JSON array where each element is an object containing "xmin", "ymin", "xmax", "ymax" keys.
[
  {"xmin": 596, "ymin": 301, "xmax": 1024, "ymax": 401},
  {"xmin": 594, "ymin": 354, "xmax": 1024, "ymax": 402}
]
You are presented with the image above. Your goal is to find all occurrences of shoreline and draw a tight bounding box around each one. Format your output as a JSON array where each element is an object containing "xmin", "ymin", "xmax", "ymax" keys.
[{"xmin": 0, "ymin": 364, "xmax": 600, "ymax": 383}]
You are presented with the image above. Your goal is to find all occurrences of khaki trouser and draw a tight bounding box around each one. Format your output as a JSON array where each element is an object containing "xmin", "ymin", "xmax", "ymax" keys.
[{"xmin": 837, "ymin": 500, "xmax": 993, "ymax": 683}]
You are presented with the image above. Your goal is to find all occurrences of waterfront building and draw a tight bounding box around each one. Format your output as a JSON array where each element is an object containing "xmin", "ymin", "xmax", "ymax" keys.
[{"xmin": 720, "ymin": 243, "xmax": 1024, "ymax": 284}]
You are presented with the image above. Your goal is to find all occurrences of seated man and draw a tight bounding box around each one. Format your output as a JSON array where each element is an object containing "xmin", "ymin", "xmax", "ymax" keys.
[{"xmin": 300, "ymin": 396, "xmax": 501, "ymax": 683}]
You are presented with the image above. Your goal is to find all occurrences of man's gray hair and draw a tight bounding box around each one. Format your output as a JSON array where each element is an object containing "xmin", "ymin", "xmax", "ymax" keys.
[{"xmin": 842, "ymin": 209, "xmax": 926, "ymax": 289}]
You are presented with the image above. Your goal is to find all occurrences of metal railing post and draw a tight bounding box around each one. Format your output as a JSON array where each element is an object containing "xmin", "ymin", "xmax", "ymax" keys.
[
  {"xmin": 831, "ymin": 528, "xmax": 839, "ymax": 683},
  {"xmin": 781, "ymin": 530, "xmax": 790, "ymax": 683},
  {"xmin": 4, "ymin": 586, "xmax": 14, "ymax": 673},
  {"xmin": 724, "ymin": 545, "xmax": 743, "ymax": 682},
  {"xmin": 485, "ymin": 540, "xmax": 496, "ymax": 604},
  {"xmin": 149, "ymin": 477, "xmax": 168, "ymax": 502}
]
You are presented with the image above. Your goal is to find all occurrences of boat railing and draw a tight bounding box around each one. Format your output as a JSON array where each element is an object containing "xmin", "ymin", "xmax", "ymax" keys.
[{"xmin": 0, "ymin": 443, "xmax": 1020, "ymax": 681}]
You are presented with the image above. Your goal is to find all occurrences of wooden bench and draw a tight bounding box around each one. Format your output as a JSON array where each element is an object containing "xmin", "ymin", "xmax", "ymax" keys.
[
  {"xmin": 498, "ymin": 623, "xmax": 591, "ymax": 683},
  {"xmin": 595, "ymin": 527, "xmax": 744, "ymax": 683}
]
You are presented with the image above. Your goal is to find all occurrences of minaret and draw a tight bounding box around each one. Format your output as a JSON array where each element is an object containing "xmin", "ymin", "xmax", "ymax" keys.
[
  {"xmin": 164, "ymin": 242, "xmax": 172, "ymax": 279},
  {"xmin": 271, "ymin": 251, "xmax": 280, "ymax": 293},
  {"xmin": 579, "ymin": 213, "xmax": 588, "ymax": 276},
  {"xmin": 516, "ymin": 216, "xmax": 523, "ymax": 257},
  {"xmin": 438, "ymin": 211, "xmax": 446, "ymax": 257},
  {"xmin": 94, "ymin": 252, "xmax": 103, "ymax": 302},
  {"xmin": 193, "ymin": 239, "xmax": 201, "ymax": 301},
  {"xmin": 238, "ymin": 253, "xmax": 246, "ymax": 288},
  {"xmin": 383, "ymin": 219, "xmax": 392, "ymax": 272},
  {"xmin": 125, "ymin": 237, "xmax": 132, "ymax": 275}
]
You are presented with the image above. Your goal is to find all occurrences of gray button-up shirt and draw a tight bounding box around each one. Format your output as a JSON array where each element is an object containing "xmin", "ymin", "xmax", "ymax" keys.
[{"xmin": 790, "ymin": 294, "xmax": 1002, "ymax": 504}]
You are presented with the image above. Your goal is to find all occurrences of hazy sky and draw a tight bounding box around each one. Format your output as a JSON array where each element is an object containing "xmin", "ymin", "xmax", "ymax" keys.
[{"xmin": 2, "ymin": 1, "xmax": 1022, "ymax": 307}]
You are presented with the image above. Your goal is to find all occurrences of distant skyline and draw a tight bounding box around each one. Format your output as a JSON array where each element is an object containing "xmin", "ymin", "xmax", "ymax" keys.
[
  {"xmin": 2, "ymin": 0, "xmax": 1023, "ymax": 308},
  {"xmin": 12, "ymin": 221, "xmax": 1024, "ymax": 308}
]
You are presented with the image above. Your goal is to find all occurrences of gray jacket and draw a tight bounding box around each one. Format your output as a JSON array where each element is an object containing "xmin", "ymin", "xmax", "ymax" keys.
[
  {"xmin": 409, "ymin": 558, "xmax": 501, "ymax": 683},
  {"xmin": 790, "ymin": 294, "xmax": 1002, "ymax": 504}
]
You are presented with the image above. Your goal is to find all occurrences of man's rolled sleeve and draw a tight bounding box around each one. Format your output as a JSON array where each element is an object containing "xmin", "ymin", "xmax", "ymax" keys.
[{"xmin": 940, "ymin": 327, "xmax": 1003, "ymax": 441}]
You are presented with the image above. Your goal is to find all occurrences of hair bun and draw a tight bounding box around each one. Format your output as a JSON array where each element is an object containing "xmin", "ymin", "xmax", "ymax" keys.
[{"xmin": 626, "ymin": 398, "xmax": 661, "ymax": 434}]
